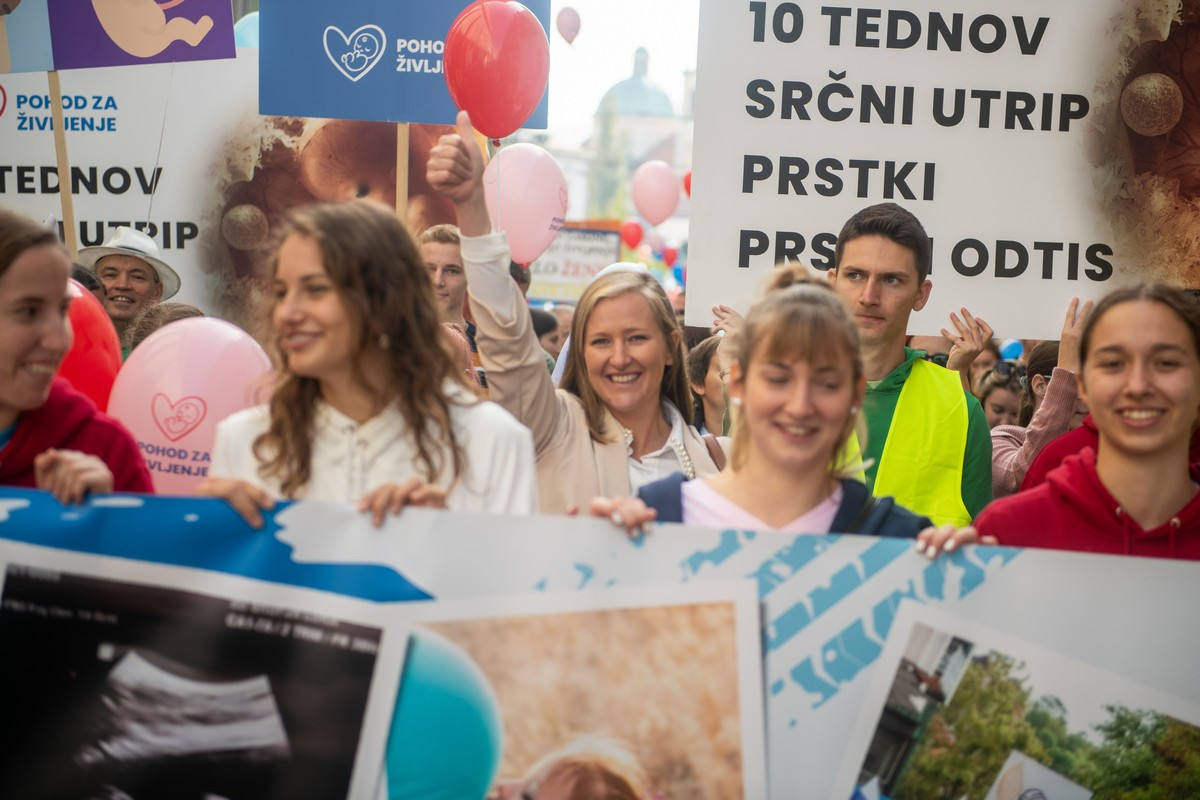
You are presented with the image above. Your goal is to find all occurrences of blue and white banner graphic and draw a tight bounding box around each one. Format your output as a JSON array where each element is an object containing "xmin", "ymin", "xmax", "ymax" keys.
[{"xmin": 2, "ymin": 488, "xmax": 1198, "ymax": 798}]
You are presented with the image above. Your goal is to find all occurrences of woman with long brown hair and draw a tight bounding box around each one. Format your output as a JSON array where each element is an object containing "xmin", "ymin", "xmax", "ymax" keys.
[
  {"xmin": 427, "ymin": 113, "xmax": 726, "ymax": 515},
  {"xmin": 976, "ymin": 283, "xmax": 1200, "ymax": 558},
  {"xmin": 199, "ymin": 200, "xmax": 536, "ymax": 526}
]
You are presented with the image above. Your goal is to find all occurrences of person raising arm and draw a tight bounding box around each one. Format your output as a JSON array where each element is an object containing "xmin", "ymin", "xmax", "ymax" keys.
[{"xmin": 427, "ymin": 112, "xmax": 726, "ymax": 515}]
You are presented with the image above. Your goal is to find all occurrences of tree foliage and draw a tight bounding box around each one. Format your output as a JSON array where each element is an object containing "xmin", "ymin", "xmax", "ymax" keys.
[
  {"xmin": 587, "ymin": 96, "xmax": 628, "ymax": 219},
  {"xmin": 894, "ymin": 654, "xmax": 1046, "ymax": 800},
  {"xmin": 891, "ymin": 655, "xmax": 1200, "ymax": 800}
]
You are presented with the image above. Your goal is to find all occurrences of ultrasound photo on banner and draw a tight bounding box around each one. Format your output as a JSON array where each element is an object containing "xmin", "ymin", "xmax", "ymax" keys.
[{"xmin": 0, "ymin": 563, "xmax": 384, "ymax": 800}]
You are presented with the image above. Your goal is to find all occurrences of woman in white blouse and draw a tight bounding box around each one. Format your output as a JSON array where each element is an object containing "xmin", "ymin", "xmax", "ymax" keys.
[
  {"xmin": 427, "ymin": 113, "xmax": 727, "ymax": 514},
  {"xmin": 199, "ymin": 200, "xmax": 536, "ymax": 526}
]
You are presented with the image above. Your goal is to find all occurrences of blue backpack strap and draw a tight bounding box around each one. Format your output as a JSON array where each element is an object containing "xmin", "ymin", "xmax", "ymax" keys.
[
  {"xmin": 831, "ymin": 478, "xmax": 929, "ymax": 538},
  {"xmin": 636, "ymin": 472, "xmax": 688, "ymax": 524}
]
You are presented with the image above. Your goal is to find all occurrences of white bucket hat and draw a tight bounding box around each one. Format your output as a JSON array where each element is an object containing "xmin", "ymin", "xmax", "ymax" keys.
[{"xmin": 78, "ymin": 226, "xmax": 181, "ymax": 300}]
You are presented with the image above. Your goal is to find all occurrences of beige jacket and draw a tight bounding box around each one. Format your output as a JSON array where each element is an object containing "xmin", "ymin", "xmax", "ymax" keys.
[{"xmin": 462, "ymin": 233, "xmax": 724, "ymax": 514}]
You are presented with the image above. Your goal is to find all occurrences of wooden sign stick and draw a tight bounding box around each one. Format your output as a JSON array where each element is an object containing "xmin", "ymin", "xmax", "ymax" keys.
[
  {"xmin": 395, "ymin": 122, "xmax": 409, "ymax": 225},
  {"xmin": 48, "ymin": 70, "xmax": 79, "ymax": 257}
]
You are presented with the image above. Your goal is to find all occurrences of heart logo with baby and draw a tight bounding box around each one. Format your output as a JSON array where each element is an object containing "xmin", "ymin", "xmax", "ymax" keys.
[
  {"xmin": 324, "ymin": 24, "xmax": 386, "ymax": 82},
  {"xmin": 151, "ymin": 393, "xmax": 208, "ymax": 442}
]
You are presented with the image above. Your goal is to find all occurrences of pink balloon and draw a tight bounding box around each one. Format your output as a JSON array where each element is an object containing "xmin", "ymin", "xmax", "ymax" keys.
[
  {"xmin": 631, "ymin": 160, "xmax": 679, "ymax": 226},
  {"xmin": 645, "ymin": 228, "xmax": 665, "ymax": 254},
  {"xmin": 483, "ymin": 142, "xmax": 568, "ymax": 264},
  {"xmin": 556, "ymin": 7, "xmax": 580, "ymax": 44},
  {"xmin": 108, "ymin": 317, "xmax": 272, "ymax": 495}
]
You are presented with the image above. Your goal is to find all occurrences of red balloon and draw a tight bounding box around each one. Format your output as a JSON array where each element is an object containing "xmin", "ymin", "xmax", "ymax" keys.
[
  {"xmin": 663, "ymin": 246, "xmax": 679, "ymax": 267},
  {"xmin": 619, "ymin": 218, "xmax": 643, "ymax": 250},
  {"xmin": 683, "ymin": 170, "xmax": 692, "ymax": 197},
  {"xmin": 444, "ymin": 1, "xmax": 550, "ymax": 139},
  {"xmin": 58, "ymin": 279, "xmax": 121, "ymax": 411}
]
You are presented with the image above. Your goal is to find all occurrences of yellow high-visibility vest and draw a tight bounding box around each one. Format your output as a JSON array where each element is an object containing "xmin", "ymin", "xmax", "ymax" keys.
[{"xmin": 872, "ymin": 360, "xmax": 972, "ymax": 527}]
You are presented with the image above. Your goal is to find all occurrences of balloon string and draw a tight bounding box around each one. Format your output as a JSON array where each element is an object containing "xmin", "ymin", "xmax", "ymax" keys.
[{"xmin": 145, "ymin": 61, "xmax": 174, "ymax": 226}]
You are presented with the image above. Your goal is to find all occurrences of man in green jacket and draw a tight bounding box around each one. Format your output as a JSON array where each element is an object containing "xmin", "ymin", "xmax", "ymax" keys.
[{"xmin": 827, "ymin": 203, "xmax": 992, "ymax": 525}]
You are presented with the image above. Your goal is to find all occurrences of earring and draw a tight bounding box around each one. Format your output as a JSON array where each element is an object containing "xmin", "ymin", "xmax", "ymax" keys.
[
  {"xmin": 849, "ymin": 406, "xmax": 858, "ymax": 415},
  {"xmin": 730, "ymin": 396, "xmax": 743, "ymax": 407},
  {"xmin": 378, "ymin": 333, "xmax": 391, "ymax": 350}
]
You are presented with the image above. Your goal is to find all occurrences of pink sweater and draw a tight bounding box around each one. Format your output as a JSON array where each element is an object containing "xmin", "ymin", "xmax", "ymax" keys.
[{"xmin": 990, "ymin": 367, "xmax": 1077, "ymax": 499}]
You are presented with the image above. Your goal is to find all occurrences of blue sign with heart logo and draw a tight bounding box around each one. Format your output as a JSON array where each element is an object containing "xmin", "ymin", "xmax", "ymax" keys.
[{"xmin": 259, "ymin": 0, "xmax": 549, "ymax": 126}]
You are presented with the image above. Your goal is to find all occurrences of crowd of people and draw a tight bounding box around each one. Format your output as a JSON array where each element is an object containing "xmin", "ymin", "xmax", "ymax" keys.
[{"xmin": 2, "ymin": 110, "xmax": 1198, "ymax": 571}]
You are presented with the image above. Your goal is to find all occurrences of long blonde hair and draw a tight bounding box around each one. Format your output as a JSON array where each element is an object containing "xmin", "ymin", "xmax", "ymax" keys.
[
  {"xmin": 560, "ymin": 270, "xmax": 691, "ymax": 442},
  {"xmin": 728, "ymin": 267, "xmax": 866, "ymax": 477}
]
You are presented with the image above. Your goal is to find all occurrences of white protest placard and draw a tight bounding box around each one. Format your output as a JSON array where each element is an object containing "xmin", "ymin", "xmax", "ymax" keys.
[
  {"xmin": 527, "ymin": 226, "xmax": 622, "ymax": 301},
  {"xmin": 687, "ymin": 0, "xmax": 1199, "ymax": 336},
  {"xmin": 0, "ymin": 50, "xmax": 460, "ymax": 331}
]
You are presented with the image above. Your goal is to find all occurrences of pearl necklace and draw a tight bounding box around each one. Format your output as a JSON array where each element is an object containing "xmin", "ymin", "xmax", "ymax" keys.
[{"xmin": 623, "ymin": 426, "xmax": 696, "ymax": 480}]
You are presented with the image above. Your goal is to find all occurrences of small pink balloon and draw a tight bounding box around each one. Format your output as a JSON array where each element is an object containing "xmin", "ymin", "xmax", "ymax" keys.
[
  {"xmin": 107, "ymin": 317, "xmax": 272, "ymax": 495},
  {"xmin": 556, "ymin": 7, "xmax": 580, "ymax": 44},
  {"xmin": 483, "ymin": 142, "xmax": 568, "ymax": 265},
  {"xmin": 631, "ymin": 160, "xmax": 679, "ymax": 226},
  {"xmin": 645, "ymin": 228, "xmax": 665, "ymax": 254}
]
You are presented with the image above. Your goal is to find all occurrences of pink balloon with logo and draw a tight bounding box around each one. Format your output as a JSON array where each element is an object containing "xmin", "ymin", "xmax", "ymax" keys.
[
  {"xmin": 107, "ymin": 317, "xmax": 272, "ymax": 495},
  {"xmin": 483, "ymin": 142, "xmax": 568, "ymax": 265},
  {"xmin": 631, "ymin": 160, "xmax": 679, "ymax": 226}
]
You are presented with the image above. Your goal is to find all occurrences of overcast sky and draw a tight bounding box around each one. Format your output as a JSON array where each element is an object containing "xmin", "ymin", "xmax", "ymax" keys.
[{"xmin": 544, "ymin": 0, "xmax": 701, "ymax": 145}]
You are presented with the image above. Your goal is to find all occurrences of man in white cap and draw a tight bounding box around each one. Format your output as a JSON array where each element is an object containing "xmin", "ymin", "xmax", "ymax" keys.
[{"xmin": 78, "ymin": 227, "xmax": 181, "ymax": 351}]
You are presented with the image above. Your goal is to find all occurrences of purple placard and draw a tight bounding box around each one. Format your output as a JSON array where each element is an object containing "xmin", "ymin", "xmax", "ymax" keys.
[{"xmin": 47, "ymin": 0, "xmax": 235, "ymax": 70}]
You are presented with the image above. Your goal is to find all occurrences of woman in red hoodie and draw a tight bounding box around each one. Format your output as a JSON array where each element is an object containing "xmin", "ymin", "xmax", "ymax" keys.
[
  {"xmin": 974, "ymin": 283, "xmax": 1200, "ymax": 559},
  {"xmin": 0, "ymin": 209, "xmax": 151, "ymax": 501}
]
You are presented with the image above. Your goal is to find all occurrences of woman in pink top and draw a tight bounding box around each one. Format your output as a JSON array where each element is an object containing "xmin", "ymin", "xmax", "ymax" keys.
[
  {"xmin": 989, "ymin": 298, "xmax": 1091, "ymax": 498},
  {"xmin": 594, "ymin": 268, "xmax": 985, "ymax": 555}
]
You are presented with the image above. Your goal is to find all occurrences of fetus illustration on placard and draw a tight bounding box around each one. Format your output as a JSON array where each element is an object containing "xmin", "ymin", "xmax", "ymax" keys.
[{"xmin": 91, "ymin": 0, "xmax": 214, "ymax": 58}]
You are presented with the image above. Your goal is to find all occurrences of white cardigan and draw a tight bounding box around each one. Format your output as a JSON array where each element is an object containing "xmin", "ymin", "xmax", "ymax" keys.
[{"xmin": 211, "ymin": 388, "xmax": 537, "ymax": 515}]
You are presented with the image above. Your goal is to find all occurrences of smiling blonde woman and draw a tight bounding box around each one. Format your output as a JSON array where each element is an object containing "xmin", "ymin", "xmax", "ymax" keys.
[{"xmin": 426, "ymin": 113, "xmax": 726, "ymax": 514}]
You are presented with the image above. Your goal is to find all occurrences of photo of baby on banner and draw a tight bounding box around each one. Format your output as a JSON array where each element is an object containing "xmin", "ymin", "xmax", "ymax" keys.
[
  {"xmin": 401, "ymin": 583, "xmax": 768, "ymax": 800},
  {"xmin": 0, "ymin": 544, "xmax": 408, "ymax": 800},
  {"xmin": 836, "ymin": 604, "xmax": 1200, "ymax": 800}
]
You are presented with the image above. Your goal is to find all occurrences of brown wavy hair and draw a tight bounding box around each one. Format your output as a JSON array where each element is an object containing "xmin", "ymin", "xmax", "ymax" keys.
[
  {"xmin": 253, "ymin": 201, "xmax": 469, "ymax": 497},
  {"xmin": 0, "ymin": 208, "xmax": 60, "ymax": 277},
  {"xmin": 560, "ymin": 269, "xmax": 691, "ymax": 442},
  {"xmin": 728, "ymin": 265, "xmax": 866, "ymax": 476}
]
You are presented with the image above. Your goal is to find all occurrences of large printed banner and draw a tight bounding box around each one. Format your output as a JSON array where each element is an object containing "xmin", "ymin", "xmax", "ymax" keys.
[
  {"xmin": 2, "ymin": 489, "xmax": 1198, "ymax": 798},
  {"xmin": 259, "ymin": 0, "xmax": 550, "ymax": 127},
  {"xmin": 687, "ymin": 0, "xmax": 1200, "ymax": 337},
  {"xmin": 0, "ymin": 51, "xmax": 461, "ymax": 330},
  {"xmin": 0, "ymin": 0, "xmax": 234, "ymax": 74}
]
